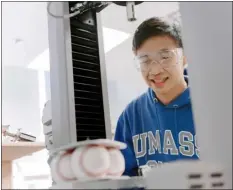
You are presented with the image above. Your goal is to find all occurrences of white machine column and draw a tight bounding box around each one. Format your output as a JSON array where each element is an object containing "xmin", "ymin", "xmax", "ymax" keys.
[{"xmin": 180, "ymin": 1, "xmax": 232, "ymax": 186}]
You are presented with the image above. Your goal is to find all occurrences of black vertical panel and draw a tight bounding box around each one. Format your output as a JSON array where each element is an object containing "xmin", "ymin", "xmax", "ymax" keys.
[{"xmin": 68, "ymin": 2, "xmax": 106, "ymax": 141}]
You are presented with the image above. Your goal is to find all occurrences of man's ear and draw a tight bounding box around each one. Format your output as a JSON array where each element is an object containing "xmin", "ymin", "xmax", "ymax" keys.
[
  {"xmin": 133, "ymin": 50, "xmax": 137, "ymax": 56},
  {"xmin": 183, "ymin": 56, "xmax": 187, "ymax": 67}
]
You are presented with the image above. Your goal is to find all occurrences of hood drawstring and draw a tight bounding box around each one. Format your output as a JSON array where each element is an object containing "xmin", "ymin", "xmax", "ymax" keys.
[
  {"xmin": 173, "ymin": 105, "xmax": 178, "ymax": 129},
  {"xmin": 173, "ymin": 104, "xmax": 179, "ymax": 156},
  {"xmin": 153, "ymin": 97, "xmax": 158, "ymax": 103}
]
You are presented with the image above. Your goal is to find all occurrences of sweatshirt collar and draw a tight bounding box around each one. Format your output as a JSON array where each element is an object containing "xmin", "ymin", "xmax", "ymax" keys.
[{"xmin": 148, "ymin": 76, "xmax": 191, "ymax": 108}]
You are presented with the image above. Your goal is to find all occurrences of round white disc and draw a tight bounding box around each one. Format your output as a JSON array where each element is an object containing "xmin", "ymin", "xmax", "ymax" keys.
[
  {"xmin": 107, "ymin": 148, "xmax": 125, "ymax": 176},
  {"xmin": 81, "ymin": 146, "xmax": 110, "ymax": 177}
]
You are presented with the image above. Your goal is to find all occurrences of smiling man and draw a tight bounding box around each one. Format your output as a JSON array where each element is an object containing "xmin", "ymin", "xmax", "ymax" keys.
[{"xmin": 114, "ymin": 17, "xmax": 199, "ymax": 177}]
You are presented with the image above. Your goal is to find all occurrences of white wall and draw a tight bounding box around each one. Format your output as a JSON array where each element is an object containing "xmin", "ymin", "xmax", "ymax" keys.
[
  {"xmin": 2, "ymin": 66, "xmax": 41, "ymax": 136},
  {"xmin": 105, "ymin": 37, "xmax": 147, "ymax": 128},
  {"xmin": 2, "ymin": 2, "xmax": 49, "ymax": 68}
]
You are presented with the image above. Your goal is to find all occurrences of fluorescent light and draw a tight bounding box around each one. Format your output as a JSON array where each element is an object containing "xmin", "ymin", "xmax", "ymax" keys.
[
  {"xmin": 102, "ymin": 27, "xmax": 130, "ymax": 53},
  {"xmin": 28, "ymin": 27, "xmax": 130, "ymax": 71}
]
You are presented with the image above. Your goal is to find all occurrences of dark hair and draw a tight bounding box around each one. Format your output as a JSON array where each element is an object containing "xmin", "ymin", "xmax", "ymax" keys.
[{"xmin": 132, "ymin": 17, "xmax": 183, "ymax": 51}]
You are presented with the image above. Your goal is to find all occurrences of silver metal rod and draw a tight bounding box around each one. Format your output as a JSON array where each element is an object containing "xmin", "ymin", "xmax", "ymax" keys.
[{"xmin": 126, "ymin": 2, "xmax": 136, "ymax": 22}]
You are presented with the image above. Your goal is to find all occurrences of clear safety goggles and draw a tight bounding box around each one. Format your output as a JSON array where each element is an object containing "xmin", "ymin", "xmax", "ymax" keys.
[{"xmin": 134, "ymin": 48, "xmax": 183, "ymax": 72}]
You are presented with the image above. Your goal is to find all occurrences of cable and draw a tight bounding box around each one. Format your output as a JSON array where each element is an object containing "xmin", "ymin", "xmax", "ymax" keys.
[
  {"xmin": 47, "ymin": 2, "xmax": 79, "ymax": 19},
  {"xmin": 47, "ymin": 2, "xmax": 109, "ymax": 19},
  {"xmin": 47, "ymin": 2, "xmax": 63, "ymax": 18}
]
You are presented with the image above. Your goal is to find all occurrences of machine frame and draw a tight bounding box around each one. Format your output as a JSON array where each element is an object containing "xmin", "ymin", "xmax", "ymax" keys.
[{"xmin": 47, "ymin": 2, "xmax": 112, "ymax": 149}]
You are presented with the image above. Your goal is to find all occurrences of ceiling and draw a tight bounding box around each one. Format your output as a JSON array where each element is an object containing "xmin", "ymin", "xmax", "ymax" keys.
[
  {"xmin": 2, "ymin": 2, "xmax": 179, "ymax": 68},
  {"xmin": 2, "ymin": 2, "xmax": 49, "ymax": 68}
]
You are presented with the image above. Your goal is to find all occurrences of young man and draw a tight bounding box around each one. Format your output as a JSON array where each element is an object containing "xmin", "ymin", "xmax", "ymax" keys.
[{"xmin": 114, "ymin": 17, "xmax": 199, "ymax": 176}]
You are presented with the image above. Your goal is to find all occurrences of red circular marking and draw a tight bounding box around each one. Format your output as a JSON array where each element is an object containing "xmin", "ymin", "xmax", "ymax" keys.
[
  {"xmin": 106, "ymin": 148, "xmax": 124, "ymax": 176},
  {"xmin": 79, "ymin": 145, "xmax": 109, "ymax": 177},
  {"xmin": 56, "ymin": 152, "xmax": 76, "ymax": 181}
]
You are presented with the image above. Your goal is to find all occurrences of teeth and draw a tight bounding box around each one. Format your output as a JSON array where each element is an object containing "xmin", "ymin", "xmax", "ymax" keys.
[
  {"xmin": 153, "ymin": 78, "xmax": 167, "ymax": 83},
  {"xmin": 155, "ymin": 79, "xmax": 165, "ymax": 83},
  {"xmin": 150, "ymin": 78, "xmax": 168, "ymax": 84}
]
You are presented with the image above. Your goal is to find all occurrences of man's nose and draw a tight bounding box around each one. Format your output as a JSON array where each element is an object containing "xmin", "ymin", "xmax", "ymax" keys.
[{"xmin": 148, "ymin": 61, "xmax": 164, "ymax": 75}]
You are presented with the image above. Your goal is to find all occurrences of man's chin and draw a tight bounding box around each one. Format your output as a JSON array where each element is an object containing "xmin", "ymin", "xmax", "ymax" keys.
[{"xmin": 151, "ymin": 84, "xmax": 170, "ymax": 94}]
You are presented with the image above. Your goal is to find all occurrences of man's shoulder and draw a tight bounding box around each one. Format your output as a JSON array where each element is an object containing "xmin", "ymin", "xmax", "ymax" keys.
[{"xmin": 117, "ymin": 90, "xmax": 149, "ymax": 128}]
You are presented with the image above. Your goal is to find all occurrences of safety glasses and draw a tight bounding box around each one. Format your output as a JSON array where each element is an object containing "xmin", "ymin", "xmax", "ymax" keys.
[{"xmin": 134, "ymin": 48, "xmax": 183, "ymax": 72}]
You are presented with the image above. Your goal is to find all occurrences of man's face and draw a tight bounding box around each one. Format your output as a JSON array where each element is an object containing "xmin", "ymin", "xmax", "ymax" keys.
[{"xmin": 136, "ymin": 35, "xmax": 186, "ymax": 94}]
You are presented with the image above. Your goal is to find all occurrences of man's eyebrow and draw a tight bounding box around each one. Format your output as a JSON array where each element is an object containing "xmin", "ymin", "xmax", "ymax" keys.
[{"xmin": 159, "ymin": 48, "xmax": 170, "ymax": 51}]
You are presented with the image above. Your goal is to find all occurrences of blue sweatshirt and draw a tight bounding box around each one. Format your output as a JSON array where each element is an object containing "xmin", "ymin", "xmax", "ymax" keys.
[{"xmin": 114, "ymin": 77, "xmax": 199, "ymax": 176}]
